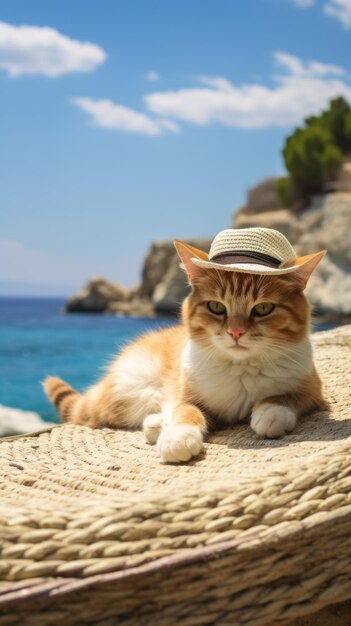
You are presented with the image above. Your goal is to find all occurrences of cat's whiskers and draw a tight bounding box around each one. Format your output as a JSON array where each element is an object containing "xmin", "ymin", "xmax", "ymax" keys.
[{"xmin": 258, "ymin": 341, "xmax": 311, "ymax": 372}]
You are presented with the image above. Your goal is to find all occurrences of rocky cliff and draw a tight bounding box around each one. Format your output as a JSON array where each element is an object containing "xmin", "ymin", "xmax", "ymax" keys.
[
  {"xmin": 139, "ymin": 239, "xmax": 211, "ymax": 315},
  {"xmin": 66, "ymin": 182, "xmax": 351, "ymax": 322},
  {"xmin": 234, "ymin": 191, "xmax": 351, "ymax": 322}
]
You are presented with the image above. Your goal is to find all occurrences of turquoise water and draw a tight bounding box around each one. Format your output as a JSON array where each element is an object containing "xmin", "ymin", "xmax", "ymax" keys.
[
  {"xmin": 0, "ymin": 297, "xmax": 338, "ymax": 422},
  {"xmin": 0, "ymin": 298, "xmax": 174, "ymax": 421}
]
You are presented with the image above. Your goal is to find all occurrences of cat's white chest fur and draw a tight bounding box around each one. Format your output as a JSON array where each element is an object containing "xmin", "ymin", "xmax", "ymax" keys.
[{"xmin": 181, "ymin": 338, "xmax": 313, "ymax": 423}]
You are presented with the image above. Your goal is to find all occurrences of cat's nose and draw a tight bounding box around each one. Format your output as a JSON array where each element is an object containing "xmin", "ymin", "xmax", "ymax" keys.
[{"xmin": 228, "ymin": 328, "xmax": 246, "ymax": 341}]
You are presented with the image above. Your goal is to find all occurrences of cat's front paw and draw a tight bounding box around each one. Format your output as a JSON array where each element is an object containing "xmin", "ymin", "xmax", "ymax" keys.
[
  {"xmin": 143, "ymin": 413, "xmax": 163, "ymax": 444},
  {"xmin": 157, "ymin": 424, "xmax": 203, "ymax": 463},
  {"xmin": 251, "ymin": 404, "xmax": 296, "ymax": 439}
]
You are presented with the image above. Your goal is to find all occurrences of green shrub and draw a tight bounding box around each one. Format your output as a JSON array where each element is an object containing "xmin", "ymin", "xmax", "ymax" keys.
[
  {"xmin": 321, "ymin": 97, "xmax": 351, "ymax": 153},
  {"xmin": 345, "ymin": 111, "xmax": 351, "ymax": 149},
  {"xmin": 281, "ymin": 96, "xmax": 351, "ymax": 203},
  {"xmin": 321, "ymin": 144, "xmax": 343, "ymax": 181},
  {"xmin": 276, "ymin": 176, "xmax": 292, "ymax": 206},
  {"xmin": 283, "ymin": 125, "xmax": 332, "ymax": 195}
]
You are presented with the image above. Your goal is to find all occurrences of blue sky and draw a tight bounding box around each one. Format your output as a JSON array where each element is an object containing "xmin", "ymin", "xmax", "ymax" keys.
[{"xmin": 1, "ymin": 0, "xmax": 351, "ymax": 295}]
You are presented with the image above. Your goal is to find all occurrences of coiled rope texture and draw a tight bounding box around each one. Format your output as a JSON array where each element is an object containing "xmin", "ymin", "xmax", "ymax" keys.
[{"xmin": 0, "ymin": 325, "xmax": 350, "ymax": 625}]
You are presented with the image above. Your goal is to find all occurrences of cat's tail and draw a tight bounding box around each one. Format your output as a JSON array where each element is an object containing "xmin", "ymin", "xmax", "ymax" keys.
[{"xmin": 43, "ymin": 376, "xmax": 81, "ymax": 422}]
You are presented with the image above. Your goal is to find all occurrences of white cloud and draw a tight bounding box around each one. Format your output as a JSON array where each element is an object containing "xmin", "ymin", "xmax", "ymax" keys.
[
  {"xmin": 0, "ymin": 21, "xmax": 106, "ymax": 77},
  {"xmin": 72, "ymin": 97, "xmax": 180, "ymax": 135},
  {"xmin": 293, "ymin": 0, "xmax": 315, "ymax": 7},
  {"xmin": 156, "ymin": 118, "xmax": 181, "ymax": 133},
  {"xmin": 146, "ymin": 71, "xmax": 160, "ymax": 81},
  {"xmin": 324, "ymin": 0, "xmax": 351, "ymax": 28},
  {"xmin": 274, "ymin": 51, "xmax": 345, "ymax": 76},
  {"xmin": 144, "ymin": 51, "xmax": 351, "ymax": 129},
  {"xmin": 294, "ymin": 0, "xmax": 351, "ymax": 28},
  {"xmin": 198, "ymin": 76, "xmax": 234, "ymax": 91}
]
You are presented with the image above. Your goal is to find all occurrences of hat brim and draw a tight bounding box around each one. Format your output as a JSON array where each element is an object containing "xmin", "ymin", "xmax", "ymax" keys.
[{"xmin": 191, "ymin": 257, "xmax": 299, "ymax": 275}]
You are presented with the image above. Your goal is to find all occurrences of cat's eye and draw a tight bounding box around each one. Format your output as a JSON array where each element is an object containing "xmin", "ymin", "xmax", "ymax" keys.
[
  {"xmin": 251, "ymin": 303, "xmax": 275, "ymax": 317},
  {"xmin": 207, "ymin": 301, "xmax": 227, "ymax": 315}
]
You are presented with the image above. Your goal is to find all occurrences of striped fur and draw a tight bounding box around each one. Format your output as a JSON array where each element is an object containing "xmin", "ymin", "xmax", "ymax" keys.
[{"xmin": 43, "ymin": 376, "xmax": 80, "ymax": 422}]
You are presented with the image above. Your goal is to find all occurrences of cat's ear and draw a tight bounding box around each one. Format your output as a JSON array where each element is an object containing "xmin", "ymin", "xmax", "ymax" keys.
[
  {"xmin": 174, "ymin": 240, "xmax": 208, "ymax": 284},
  {"xmin": 283, "ymin": 250, "xmax": 326, "ymax": 289}
]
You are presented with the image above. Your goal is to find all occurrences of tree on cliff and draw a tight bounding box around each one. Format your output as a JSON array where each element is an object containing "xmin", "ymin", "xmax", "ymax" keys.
[{"xmin": 278, "ymin": 96, "xmax": 351, "ymax": 206}]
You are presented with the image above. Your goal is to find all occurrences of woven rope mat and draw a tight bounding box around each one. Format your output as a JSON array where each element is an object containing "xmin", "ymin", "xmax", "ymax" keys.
[{"xmin": 0, "ymin": 325, "xmax": 350, "ymax": 626}]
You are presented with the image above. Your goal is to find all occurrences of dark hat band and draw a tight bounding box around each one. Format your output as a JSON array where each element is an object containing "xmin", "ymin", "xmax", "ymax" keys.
[{"xmin": 210, "ymin": 250, "xmax": 283, "ymax": 268}]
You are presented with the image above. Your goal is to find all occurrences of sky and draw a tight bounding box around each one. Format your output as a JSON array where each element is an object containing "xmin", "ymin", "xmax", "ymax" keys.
[{"xmin": 1, "ymin": 0, "xmax": 351, "ymax": 296}]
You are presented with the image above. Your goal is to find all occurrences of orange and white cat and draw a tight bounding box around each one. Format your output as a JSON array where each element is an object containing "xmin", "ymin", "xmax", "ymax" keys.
[{"xmin": 45, "ymin": 239, "xmax": 326, "ymax": 463}]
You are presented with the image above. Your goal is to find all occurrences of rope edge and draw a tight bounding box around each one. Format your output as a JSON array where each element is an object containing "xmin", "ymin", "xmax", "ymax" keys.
[
  {"xmin": 1, "ymin": 504, "xmax": 350, "ymax": 608},
  {"xmin": 0, "ymin": 425, "xmax": 58, "ymax": 442}
]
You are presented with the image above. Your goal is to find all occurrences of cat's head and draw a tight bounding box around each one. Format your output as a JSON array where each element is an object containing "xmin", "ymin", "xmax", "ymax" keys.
[{"xmin": 175, "ymin": 240, "xmax": 325, "ymax": 361}]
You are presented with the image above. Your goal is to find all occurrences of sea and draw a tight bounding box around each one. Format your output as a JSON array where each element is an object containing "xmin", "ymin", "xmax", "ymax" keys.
[
  {"xmin": 0, "ymin": 297, "xmax": 339, "ymax": 423},
  {"xmin": 0, "ymin": 297, "xmax": 174, "ymax": 422}
]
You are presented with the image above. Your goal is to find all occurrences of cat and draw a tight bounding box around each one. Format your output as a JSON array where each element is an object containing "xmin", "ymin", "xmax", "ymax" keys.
[{"xmin": 44, "ymin": 238, "xmax": 326, "ymax": 463}]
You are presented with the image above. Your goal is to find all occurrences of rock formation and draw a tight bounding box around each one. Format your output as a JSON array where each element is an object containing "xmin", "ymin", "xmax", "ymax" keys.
[
  {"xmin": 235, "ymin": 177, "xmax": 282, "ymax": 215},
  {"xmin": 141, "ymin": 239, "xmax": 211, "ymax": 316},
  {"xmin": 65, "ymin": 277, "xmax": 128, "ymax": 313}
]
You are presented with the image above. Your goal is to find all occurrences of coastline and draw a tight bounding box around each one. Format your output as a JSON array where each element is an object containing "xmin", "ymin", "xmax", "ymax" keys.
[{"xmin": 64, "ymin": 188, "xmax": 351, "ymax": 323}]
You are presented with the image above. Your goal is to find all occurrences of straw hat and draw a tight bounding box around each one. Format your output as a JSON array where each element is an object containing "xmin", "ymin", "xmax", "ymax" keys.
[{"xmin": 191, "ymin": 227, "xmax": 301, "ymax": 275}]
